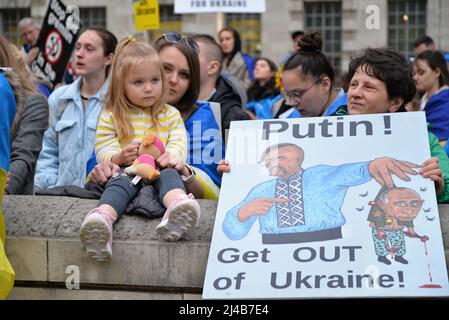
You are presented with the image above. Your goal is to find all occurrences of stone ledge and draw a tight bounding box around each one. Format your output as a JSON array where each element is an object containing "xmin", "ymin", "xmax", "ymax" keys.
[
  {"xmin": 3, "ymin": 195, "xmax": 217, "ymax": 294},
  {"xmin": 3, "ymin": 196, "xmax": 449, "ymax": 299},
  {"xmin": 7, "ymin": 287, "xmax": 186, "ymax": 300}
]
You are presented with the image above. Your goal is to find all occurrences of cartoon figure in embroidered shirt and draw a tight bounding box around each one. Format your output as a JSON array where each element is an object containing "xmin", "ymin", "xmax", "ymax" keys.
[{"xmin": 222, "ymin": 143, "xmax": 420, "ymax": 244}]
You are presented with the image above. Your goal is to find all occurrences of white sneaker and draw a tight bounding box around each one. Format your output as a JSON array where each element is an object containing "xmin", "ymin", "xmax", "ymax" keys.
[
  {"xmin": 79, "ymin": 208, "xmax": 116, "ymax": 262},
  {"xmin": 156, "ymin": 193, "xmax": 201, "ymax": 241}
]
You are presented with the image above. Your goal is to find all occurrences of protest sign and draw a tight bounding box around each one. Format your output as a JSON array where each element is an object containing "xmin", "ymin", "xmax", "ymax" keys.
[
  {"xmin": 175, "ymin": 0, "xmax": 265, "ymax": 13},
  {"xmin": 31, "ymin": 0, "xmax": 81, "ymax": 87},
  {"xmin": 133, "ymin": 0, "xmax": 160, "ymax": 31},
  {"xmin": 203, "ymin": 112, "xmax": 449, "ymax": 299}
]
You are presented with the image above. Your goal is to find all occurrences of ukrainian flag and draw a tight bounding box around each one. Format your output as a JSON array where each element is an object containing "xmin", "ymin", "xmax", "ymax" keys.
[
  {"xmin": 0, "ymin": 170, "xmax": 14, "ymax": 299},
  {"xmin": 0, "ymin": 71, "xmax": 16, "ymax": 299}
]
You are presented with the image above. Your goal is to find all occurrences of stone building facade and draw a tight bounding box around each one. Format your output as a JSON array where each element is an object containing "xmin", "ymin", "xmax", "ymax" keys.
[{"xmin": 1, "ymin": 0, "xmax": 448, "ymax": 74}]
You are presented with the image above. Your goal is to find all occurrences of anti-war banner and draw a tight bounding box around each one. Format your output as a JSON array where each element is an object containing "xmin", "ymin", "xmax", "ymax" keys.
[
  {"xmin": 203, "ymin": 112, "xmax": 449, "ymax": 299},
  {"xmin": 31, "ymin": 0, "xmax": 81, "ymax": 86}
]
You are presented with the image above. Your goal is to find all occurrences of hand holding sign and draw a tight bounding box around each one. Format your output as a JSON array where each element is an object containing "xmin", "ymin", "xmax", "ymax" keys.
[
  {"xmin": 25, "ymin": 47, "xmax": 40, "ymax": 66},
  {"xmin": 420, "ymin": 157, "xmax": 444, "ymax": 195},
  {"xmin": 32, "ymin": 0, "xmax": 81, "ymax": 86}
]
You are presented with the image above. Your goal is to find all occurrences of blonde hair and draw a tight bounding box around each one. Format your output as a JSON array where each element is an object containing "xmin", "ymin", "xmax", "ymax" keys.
[
  {"xmin": 105, "ymin": 36, "xmax": 167, "ymax": 142},
  {"xmin": 0, "ymin": 33, "xmax": 38, "ymax": 95}
]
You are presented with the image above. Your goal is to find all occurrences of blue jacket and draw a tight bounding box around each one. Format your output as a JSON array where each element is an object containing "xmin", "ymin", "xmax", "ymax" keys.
[
  {"xmin": 184, "ymin": 101, "xmax": 225, "ymax": 187},
  {"xmin": 0, "ymin": 72, "xmax": 16, "ymax": 172},
  {"xmin": 34, "ymin": 78, "xmax": 108, "ymax": 191},
  {"xmin": 246, "ymin": 94, "xmax": 283, "ymax": 120},
  {"xmin": 424, "ymin": 88, "xmax": 449, "ymax": 143}
]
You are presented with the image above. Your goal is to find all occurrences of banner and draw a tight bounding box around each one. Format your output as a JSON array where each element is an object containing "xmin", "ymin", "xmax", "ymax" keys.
[
  {"xmin": 175, "ymin": 0, "xmax": 266, "ymax": 13},
  {"xmin": 133, "ymin": 0, "xmax": 160, "ymax": 31},
  {"xmin": 203, "ymin": 112, "xmax": 449, "ymax": 299},
  {"xmin": 31, "ymin": 0, "xmax": 81, "ymax": 87}
]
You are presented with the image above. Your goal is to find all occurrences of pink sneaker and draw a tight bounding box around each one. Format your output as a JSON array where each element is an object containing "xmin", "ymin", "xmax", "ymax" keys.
[
  {"xmin": 156, "ymin": 193, "xmax": 201, "ymax": 241},
  {"xmin": 79, "ymin": 208, "xmax": 116, "ymax": 262}
]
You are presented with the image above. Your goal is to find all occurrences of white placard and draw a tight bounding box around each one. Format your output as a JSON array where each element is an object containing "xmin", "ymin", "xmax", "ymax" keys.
[
  {"xmin": 203, "ymin": 112, "xmax": 449, "ymax": 299},
  {"xmin": 175, "ymin": 0, "xmax": 266, "ymax": 13}
]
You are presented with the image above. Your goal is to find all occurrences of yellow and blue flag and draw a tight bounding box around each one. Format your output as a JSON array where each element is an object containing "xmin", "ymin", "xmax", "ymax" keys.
[{"xmin": 0, "ymin": 70, "xmax": 16, "ymax": 299}]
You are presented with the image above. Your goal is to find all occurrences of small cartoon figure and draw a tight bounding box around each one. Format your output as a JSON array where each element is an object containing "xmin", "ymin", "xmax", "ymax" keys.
[{"xmin": 368, "ymin": 186, "xmax": 427, "ymax": 265}]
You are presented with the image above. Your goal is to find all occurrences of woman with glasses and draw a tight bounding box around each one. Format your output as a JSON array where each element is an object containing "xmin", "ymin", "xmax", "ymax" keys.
[
  {"xmin": 277, "ymin": 32, "xmax": 346, "ymax": 119},
  {"xmin": 153, "ymin": 32, "xmax": 225, "ymax": 199}
]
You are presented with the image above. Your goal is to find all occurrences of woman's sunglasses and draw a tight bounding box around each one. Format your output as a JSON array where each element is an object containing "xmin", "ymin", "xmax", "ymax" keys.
[{"xmin": 158, "ymin": 32, "xmax": 200, "ymax": 54}]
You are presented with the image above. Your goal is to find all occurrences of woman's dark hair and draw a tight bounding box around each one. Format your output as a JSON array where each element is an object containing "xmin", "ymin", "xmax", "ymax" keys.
[
  {"xmin": 283, "ymin": 32, "xmax": 335, "ymax": 84},
  {"xmin": 346, "ymin": 47, "xmax": 416, "ymax": 107},
  {"xmin": 153, "ymin": 34, "xmax": 200, "ymax": 118},
  {"xmin": 218, "ymin": 26, "xmax": 242, "ymax": 67},
  {"xmin": 415, "ymin": 50, "xmax": 449, "ymax": 87},
  {"xmin": 79, "ymin": 26, "xmax": 118, "ymax": 76},
  {"xmin": 247, "ymin": 57, "xmax": 279, "ymax": 101}
]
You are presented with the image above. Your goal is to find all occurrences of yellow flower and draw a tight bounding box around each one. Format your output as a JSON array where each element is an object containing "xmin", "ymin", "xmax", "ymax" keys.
[{"xmin": 275, "ymin": 64, "xmax": 283, "ymax": 90}]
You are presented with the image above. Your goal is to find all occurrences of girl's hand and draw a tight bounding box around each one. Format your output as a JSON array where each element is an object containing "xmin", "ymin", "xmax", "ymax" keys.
[
  {"xmin": 217, "ymin": 160, "xmax": 230, "ymax": 174},
  {"xmin": 112, "ymin": 143, "xmax": 140, "ymax": 166},
  {"xmin": 420, "ymin": 157, "xmax": 444, "ymax": 195},
  {"xmin": 158, "ymin": 153, "xmax": 190, "ymax": 175},
  {"xmin": 156, "ymin": 152, "xmax": 179, "ymax": 170}
]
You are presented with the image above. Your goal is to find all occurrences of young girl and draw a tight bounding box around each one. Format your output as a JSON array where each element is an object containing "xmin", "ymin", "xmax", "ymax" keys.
[{"xmin": 79, "ymin": 36, "xmax": 201, "ymax": 262}]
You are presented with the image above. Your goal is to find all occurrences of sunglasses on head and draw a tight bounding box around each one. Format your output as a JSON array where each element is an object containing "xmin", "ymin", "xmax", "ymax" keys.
[{"xmin": 158, "ymin": 32, "xmax": 200, "ymax": 54}]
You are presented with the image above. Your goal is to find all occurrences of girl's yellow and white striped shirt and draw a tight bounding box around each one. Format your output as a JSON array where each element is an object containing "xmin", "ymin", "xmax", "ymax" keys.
[{"xmin": 95, "ymin": 104, "xmax": 187, "ymax": 164}]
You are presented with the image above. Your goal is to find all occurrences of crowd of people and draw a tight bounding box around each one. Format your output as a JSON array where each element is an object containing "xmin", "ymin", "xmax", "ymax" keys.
[{"xmin": 1, "ymin": 18, "xmax": 449, "ymax": 274}]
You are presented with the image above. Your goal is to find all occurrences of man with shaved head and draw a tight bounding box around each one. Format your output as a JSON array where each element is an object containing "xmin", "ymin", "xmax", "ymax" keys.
[{"xmin": 192, "ymin": 34, "xmax": 249, "ymax": 142}]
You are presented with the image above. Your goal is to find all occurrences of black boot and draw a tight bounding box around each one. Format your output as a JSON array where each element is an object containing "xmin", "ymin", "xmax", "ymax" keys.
[
  {"xmin": 394, "ymin": 256, "xmax": 408, "ymax": 264},
  {"xmin": 378, "ymin": 255, "xmax": 391, "ymax": 265}
]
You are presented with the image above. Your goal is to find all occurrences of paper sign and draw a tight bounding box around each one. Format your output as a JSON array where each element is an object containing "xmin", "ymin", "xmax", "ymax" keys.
[
  {"xmin": 203, "ymin": 112, "xmax": 449, "ymax": 299},
  {"xmin": 133, "ymin": 0, "xmax": 160, "ymax": 31},
  {"xmin": 175, "ymin": 0, "xmax": 266, "ymax": 13},
  {"xmin": 31, "ymin": 0, "xmax": 81, "ymax": 87}
]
